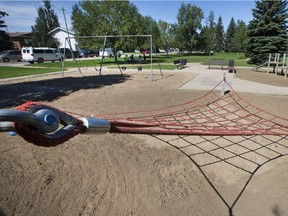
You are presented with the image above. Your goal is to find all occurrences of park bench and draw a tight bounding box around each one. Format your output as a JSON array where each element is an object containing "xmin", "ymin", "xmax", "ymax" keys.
[
  {"xmin": 206, "ymin": 60, "xmax": 236, "ymax": 73},
  {"xmin": 174, "ymin": 59, "xmax": 187, "ymax": 69}
]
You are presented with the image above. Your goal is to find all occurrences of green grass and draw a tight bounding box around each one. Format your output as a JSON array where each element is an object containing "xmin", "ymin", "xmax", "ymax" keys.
[
  {"xmin": 156, "ymin": 52, "xmax": 255, "ymax": 67},
  {"xmin": 0, "ymin": 66, "xmax": 62, "ymax": 79},
  {"xmin": 0, "ymin": 52, "xmax": 256, "ymax": 79}
]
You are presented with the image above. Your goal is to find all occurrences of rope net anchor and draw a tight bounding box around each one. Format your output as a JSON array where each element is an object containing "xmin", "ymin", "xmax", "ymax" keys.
[{"xmin": 0, "ymin": 102, "xmax": 110, "ymax": 146}]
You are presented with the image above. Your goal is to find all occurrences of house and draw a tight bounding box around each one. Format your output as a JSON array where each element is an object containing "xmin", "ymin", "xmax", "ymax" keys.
[
  {"xmin": 9, "ymin": 32, "xmax": 32, "ymax": 50},
  {"xmin": 49, "ymin": 27, "xmax": 79, "ymax": 51}
]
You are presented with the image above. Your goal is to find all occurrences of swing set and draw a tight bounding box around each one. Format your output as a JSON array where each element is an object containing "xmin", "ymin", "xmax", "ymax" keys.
[{"xmin": 61, "ymin": 34, "xmax": 163, "ymax": 81}]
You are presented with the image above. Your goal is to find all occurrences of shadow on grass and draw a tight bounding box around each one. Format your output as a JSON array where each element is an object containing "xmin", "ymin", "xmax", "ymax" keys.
[{"xmin": 0, "ymin": 74, "xmax": 130, "ymax": 108}]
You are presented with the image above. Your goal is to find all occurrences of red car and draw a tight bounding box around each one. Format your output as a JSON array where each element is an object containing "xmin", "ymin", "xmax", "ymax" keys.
[{"xmin": 141, "ymin": 50, "xmax": 150, "ymax": 54}]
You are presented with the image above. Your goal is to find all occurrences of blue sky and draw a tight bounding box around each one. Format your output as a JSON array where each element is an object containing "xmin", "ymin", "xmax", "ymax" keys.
[{"xmin": 0, "ymin": 0, "xmax": 255, "ymax": 33}]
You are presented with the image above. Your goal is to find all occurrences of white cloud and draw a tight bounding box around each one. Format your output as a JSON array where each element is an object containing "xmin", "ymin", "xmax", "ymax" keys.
[
  {"xmin": 0, "ymin": 3, "xmax": 38, "ymax": 32},
  {"xmin": 0, "ymin": 2, "xmax": 70, "ymax": 32}
]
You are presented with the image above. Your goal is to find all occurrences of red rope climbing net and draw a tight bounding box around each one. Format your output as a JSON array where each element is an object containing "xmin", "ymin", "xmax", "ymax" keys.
[{"xmin": 94, "ymin": 79, "xmax": 288, "ymax": 136}]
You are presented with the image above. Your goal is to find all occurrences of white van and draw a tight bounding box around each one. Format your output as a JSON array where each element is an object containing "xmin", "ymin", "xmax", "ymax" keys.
[
  {"xmin": 99, "ymin": 48, "xmax": 114, "ymax": 58},
  {"xmin": 21, "ymin": 47, "xmax": 60, "ymax": 64}
]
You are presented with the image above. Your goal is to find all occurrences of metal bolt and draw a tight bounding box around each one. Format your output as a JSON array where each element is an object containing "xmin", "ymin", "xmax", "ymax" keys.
[{"xmin": 44, "ymin": 114, "xmax": 57, "ymax": 126}]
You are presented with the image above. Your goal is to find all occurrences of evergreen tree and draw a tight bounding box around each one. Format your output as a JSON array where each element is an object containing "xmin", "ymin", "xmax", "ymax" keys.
[
  {"xmin": 246, "ymin": 0, "xmax": 288, "ymax": 64},
  {"xmin": 31, "ymin": 0, "xmax": 60, "ymax": 47},
  {"xmin": 214, "ymin": 16, "xmax": 225, "ymax": 52},
  {"xmin": 226, "ymin": 18, "xmax": 236, "ymax": 52},
  {"xmin": 0, "ymin": 11, "xmax": 13, "ymax": 51}
]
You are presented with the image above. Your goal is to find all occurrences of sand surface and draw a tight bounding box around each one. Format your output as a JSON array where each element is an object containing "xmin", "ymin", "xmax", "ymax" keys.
[{"xmin": 0, "ymin": 63, "xmax": 288, "ymax": 216}]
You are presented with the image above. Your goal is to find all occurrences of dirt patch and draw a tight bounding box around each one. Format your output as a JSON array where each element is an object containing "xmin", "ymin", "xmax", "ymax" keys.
[
  {"xmin": 236, "ymin": 67, "xmax": 288, "ymax": 87},
  {"xmin": 0, "ymin": 66, "xmax": 288, "ymax": 216}
]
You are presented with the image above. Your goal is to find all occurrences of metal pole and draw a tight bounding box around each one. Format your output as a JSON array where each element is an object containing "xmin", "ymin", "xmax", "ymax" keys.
[
  {"xmin": 150, "ymin": 35, "xmax": 153, "ymax": 81},
  {"xmin": 61, "ymin": 39, "xmax": 66, "ymax": 77},
  {"xmin": 61, "ymin": 6, "xmax": 82, "ymax": 76},
  {"xmin": 62, "ymin": 7, "xmax": 73, "ymax": 59},
  {"xmin": 99, "ymin": 36, "xmax": 107, "ymax": 77}
]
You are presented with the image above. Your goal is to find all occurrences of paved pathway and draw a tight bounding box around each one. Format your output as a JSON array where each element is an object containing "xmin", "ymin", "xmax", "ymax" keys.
[{"xmin": 179, "ymin": 63, "xmax": 288, "ymax": 96}]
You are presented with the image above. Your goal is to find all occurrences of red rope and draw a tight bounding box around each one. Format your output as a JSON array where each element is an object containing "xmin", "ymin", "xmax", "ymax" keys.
[
  {"xmin": 14, "ymin": 102, "xmax": 87, "ymax": 147},
  {"xmin": 9, "ymin": 79, "xmax": 288, "ymax": 145},
  {"xmin": 99, "ymin": 80, "xmax": 288, "ymax": 136}
]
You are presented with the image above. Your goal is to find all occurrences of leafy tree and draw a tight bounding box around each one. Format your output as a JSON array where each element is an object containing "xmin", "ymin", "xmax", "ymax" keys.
[
  {"xmin": 158, "ymin": 20, "xmax": 171, "ymax": 54},
  {"xmin": 246, "ymin": 0, "xmax": 288, "ymax": 64},
  {"xmin": 198, "ymin": 26, "xmax": 209, "ymax": 53},
  {"xmin": 31, "ymin": 0, "xmax": 60, "ymax": 47},
  {"xmin": 71, "ymin": 0, "xmax": 149, "ymax": 55},
  {"xmin": 234, "ymin": 20, "xmax": 247, "ymax": 52},
  {"xmin": 141, "ymin": 16, "xmax": 161, "ymax": 52},
  {"xmin": 176, "ymin": 3, "xmax": 204, "ymax": 53},
  {"xmin": 206, "ymin": 11, "xmax": 216, "ymax": 52},
  {"xmin": 198, "ymin": 11, "xmax": 215, "ymax": 54},
  {"xmin": 0, "ymin": 11, "xmax": 13, "ymax": 51},
  {"xmin": 225, "ymin": 17, "xmax": 236, "ymax": 52},
  {"xmin": 214, "ymin": 16, "xmax": 225, "ymax": 52},
  {"xmin": 168, "ymin": 23, "xmax": 179, "ymax": 50}
]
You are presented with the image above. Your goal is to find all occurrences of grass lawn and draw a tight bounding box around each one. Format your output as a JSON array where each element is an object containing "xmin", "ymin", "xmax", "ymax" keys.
[
  {"xmin": 0, "ymin": 52, "xmax": 256, "ymax": 79},
  {"xmin": 0, "ymin": 66, "xmax": 61, "ymax": 79}
]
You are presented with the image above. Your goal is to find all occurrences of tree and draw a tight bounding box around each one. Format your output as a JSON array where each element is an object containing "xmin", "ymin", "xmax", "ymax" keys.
[
  {"xmin": 176, "ymin": 3, "xmax": 204, "ymax": 53},
  {"xmin": 246, "ymin": 0, "xmax": 288, "ymax": 64},
  {"xmin": 158, "ymin": 20, "xmax": 171, "ymax": 54},
  {"xmin": 168, "ymin": 23, "xmax": 179, "ymax": 50},
  {"xmin": 226, "ymin": 18, "xmax": 236, "ymax": 52},
  {"xmin": 207, "ymin": 11, "xmax": 216, "ymax": 52},
  {"xmin": 31, "ymin": 0, "xmax": 60, "ymax": 47},
  {"xmin": 214, "ymin": 16, "xmax": 225, "ymax": 52},
  {"xmin": 198, "ymin": 26, "xmax": 209, "ymax": 53},
  {"xmin": 0, "ymin": 11, "xmax": 13, "ymax": 51},
  {"xmin": 234, "ymin": 20, "xmax": 247, "ymax": 52},
  {"xmin": 71, "ymin": 0, "xmax": 147, "ymax": 55},
  {"xmin": 141, "ymin": 16, "xmax": 161, "ymax": 52},
  {"xmin": 198, "ymin": 11, "xmax": 215, "ymax": 54}
]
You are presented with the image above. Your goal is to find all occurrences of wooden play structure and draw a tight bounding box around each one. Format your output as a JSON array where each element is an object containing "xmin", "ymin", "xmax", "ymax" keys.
[{"xmin": 255, "ymin": 53, "xmax": 288, "ymax": 77}]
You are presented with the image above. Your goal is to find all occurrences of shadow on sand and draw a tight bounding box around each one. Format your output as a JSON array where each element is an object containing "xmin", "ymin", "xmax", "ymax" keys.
[{"xmin": 0, "ymin": 74, "xmax": 130, "ymax": 108}]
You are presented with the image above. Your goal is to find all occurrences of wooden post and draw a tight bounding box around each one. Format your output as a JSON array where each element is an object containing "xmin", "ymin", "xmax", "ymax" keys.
[
  {"xmin": 267, "ymin": 53, "xmax": 272, "ymax": 73},
  {"xmin": 284, "ymin": 54, "xmax": 288, "ymax": 77},
  {"xmin": 275, "ymin": 53, "xmax": 280, "ymax": 75}
]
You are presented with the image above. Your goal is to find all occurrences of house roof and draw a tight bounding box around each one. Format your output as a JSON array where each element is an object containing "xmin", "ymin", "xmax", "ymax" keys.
[
  {"xmin": 49, "ymin": 27, "xmax": 75, "ymax": 35},
  {"xmin": 9, "ymin": 32, "xmax": 32, "ymax": 37}
]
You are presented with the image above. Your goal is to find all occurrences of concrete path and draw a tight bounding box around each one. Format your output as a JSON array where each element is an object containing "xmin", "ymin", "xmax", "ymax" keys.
[{"xmin": 179, "ymin": 63, "xmax": 288, "ymax": 96}]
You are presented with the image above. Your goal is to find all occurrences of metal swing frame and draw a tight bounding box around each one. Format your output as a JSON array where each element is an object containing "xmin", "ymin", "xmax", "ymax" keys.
[{"xmin": 62, "ymin": 34, "xmax": 163, "ymax": 81}]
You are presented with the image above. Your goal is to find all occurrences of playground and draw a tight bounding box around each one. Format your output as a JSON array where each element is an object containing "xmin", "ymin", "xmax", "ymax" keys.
[
  {"xmin": 0, "ymin": 63, "xmax": 288, "ymax": 216},
  {"xmin": 254, "ymin": 53, "xmax": 288, "ymax": 76}
]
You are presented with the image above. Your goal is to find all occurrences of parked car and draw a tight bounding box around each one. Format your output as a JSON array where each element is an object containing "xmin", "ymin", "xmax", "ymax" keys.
[
  {"xmin": 58, "ymin": 48, "xmax": 73, "ymax": 59},
  {"xmin": 21, "ymin": 47, "xmax": 59, "ymax": 64},
  {"xmin": 58, "ymin": 48, "xmax": 80, "ymax": 60},
  {"xmin": 81, "ymin": 49, "xmax": 99, "ymax": 58},
  {"xmin": 141, "ymin": 50, "xmax": 151, "ymax": 55},
  {"xmin": 99, "ymin": 48, "xmax": 113, "ymax": 58},
  {"xmin": 0, "ymin": 50, "xmax": 22, "ymax": 62}
]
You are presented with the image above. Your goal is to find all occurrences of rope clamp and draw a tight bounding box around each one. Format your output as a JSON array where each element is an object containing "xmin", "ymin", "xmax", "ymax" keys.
[
  {"xmin": 0, "ymin": 104, "xmax": 79, "ymax": 137},
  {"xmin": 0, "ymin": 103, "xmax": 111, "ymax": 146}
]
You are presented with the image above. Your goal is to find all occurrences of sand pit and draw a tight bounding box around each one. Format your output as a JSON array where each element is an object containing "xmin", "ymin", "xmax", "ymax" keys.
[{"xmin": 0, "ymin": 63, "xmax": 288, "ymax": 216}]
